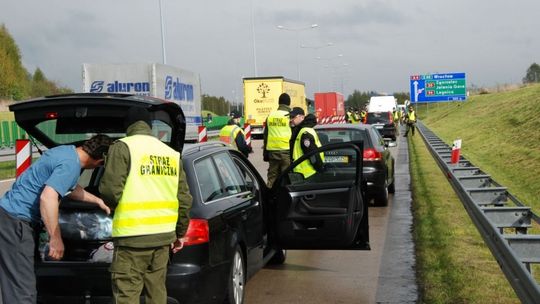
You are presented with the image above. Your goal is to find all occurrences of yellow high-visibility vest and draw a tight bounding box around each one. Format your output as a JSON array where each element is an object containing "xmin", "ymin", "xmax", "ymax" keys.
[
  {"xmin": 266, "ymin": 110, "xmax": 291, "ymax": 151},
  {"xmin": 113, "ymin": 135, "xmax": 180, "ymax": 237},
  {"xmin": 408, "ymin": 111, "xmax": 416, "ymax": 122},
  {"xmin": 292, "ymin": 128, "xmax": 325, "ymax": 179},
  {"xmin": 219, "ymin": 125, "xmax": 243, "ymax": 150}
]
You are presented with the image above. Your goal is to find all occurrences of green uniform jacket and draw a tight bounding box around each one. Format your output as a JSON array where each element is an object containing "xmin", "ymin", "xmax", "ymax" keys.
[{"xmin": 99, "ymin": 121, "xmax": 192, "ymax": 248}]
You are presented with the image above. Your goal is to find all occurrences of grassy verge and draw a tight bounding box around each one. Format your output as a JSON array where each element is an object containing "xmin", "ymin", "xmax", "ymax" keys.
[
  {"xmin": 0, "ymin": 161, "xmax": 15, "ymax": 180},
  {"xmin": 416, "ymin": 84, "xmax": 540, "ymax": 214},
  {"xmin": 409, "ymin": 134, "xmax": 518, "ymax": 303}
]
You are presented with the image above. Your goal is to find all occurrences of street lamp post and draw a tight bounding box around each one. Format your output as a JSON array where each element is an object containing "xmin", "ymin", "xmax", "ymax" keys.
[
  {"xmin": 316, "ymin": 54, "xmax": 344, "ymax": 92},
  {"xmin": 250, "ymin": 0, "xmax": 258, "ymax": 76},
  {"xmin": 276, "ymin": 24, "xmax": 318, "ymax": 80},
  {"xmin": 323, "ymin": 63, "xmax": 349, "ymax": 93},
  {"xmin": 301, "ymin": 42, "xmax": 333, "ymax": 92},
  {"xmin": 159, "ymin": 0, "xmax": 167, "ymax": 64}
]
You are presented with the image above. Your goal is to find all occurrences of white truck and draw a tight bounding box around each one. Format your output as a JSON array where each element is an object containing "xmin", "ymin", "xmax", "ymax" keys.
[
  {"xmin": 82, "ymin": 63, "xmax": 202, "ymax": 141},
  {"xmin": 367, "ymin": 95, "xmax": 398, "ymax": 113}
]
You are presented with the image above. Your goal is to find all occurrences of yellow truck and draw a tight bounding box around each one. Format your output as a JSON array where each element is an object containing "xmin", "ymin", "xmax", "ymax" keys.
[{"xmin": 243, "ymin": 76, "xmax": 307, "ymax": 138}]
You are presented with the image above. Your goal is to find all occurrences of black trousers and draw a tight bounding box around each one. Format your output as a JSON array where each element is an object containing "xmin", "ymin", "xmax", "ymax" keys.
[{"xmin": 0, "ymin": 207, "xmax": 36, "ymax": 304}]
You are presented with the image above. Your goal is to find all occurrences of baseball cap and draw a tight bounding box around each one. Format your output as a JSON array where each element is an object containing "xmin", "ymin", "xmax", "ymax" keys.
[{"xmin": 289, "ymin": 107, "xmax": 305, "ymax": 118}]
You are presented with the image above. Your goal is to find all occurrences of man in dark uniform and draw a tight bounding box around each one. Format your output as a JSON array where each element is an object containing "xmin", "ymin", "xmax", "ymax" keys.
[{"xmin": 290, "ymin": 113, "xmax": 325, "ymax": 180}]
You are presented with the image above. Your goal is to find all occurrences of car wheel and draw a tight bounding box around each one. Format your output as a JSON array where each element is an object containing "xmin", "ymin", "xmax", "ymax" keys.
[
  {"xmin": 225, "ymin": 246, "xmax": 245, "ymax": 304},
  {"xmin": 269, "ymin": 248, "xmax": 287, "ymax": 265},
  {"xmin": 388, "ymin": 180, "xmax": 395, "ymax": 194},
  {"xmin": 374, "ymin": 186, "xmax": 388, "ymax": 207}
]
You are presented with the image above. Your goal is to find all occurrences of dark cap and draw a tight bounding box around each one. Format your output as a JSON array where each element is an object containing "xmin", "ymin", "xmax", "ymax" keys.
[
  {"xmin": 289, "ymin": 107, "xmax": 305, "ymax": 118},
  {"xmin": 278, "ymin": 93, "xmax": 291, "ymax": 105},
  {"xmin": 230, "ymin": 111, "xmax": 241, "ymax": 119},
  {"xmin": 125, "ymin": 106, "xmax": 151, "ymax": 129}
]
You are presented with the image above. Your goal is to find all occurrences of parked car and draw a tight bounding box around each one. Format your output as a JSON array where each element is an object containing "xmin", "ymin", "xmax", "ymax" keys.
[
  {"xmin": 10, "ymin": 93, "xmax": 370, "ymax": 304},
  {"xmin": 315, "ymin": 124, "xmax": 395, "ymax": 206},
  {"xmin": 365, "ymin": 111, "xmax": 397, "ymax": 141}
]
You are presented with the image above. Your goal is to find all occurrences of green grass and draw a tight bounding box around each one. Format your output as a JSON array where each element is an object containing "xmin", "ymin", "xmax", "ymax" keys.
[
  {"xmin": 0, "ymin": 160, "xmax": 15, "ymax": 180},
  {"xmin": 416, "ymin": 83, "xmax": 540, "ymax": 214},
  {"xmin": 411, "ymin": 84, "xmax": 540, "ymax": 302},
  {"xmin": 409, "ymin": 134, "xmax": 518, "ymax": 303}
]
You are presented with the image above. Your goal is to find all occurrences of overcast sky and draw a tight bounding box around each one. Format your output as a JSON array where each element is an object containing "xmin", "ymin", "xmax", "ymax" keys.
[{"xmin": 1, "ymin": 0, "xmax": 539, "ymax": 102}]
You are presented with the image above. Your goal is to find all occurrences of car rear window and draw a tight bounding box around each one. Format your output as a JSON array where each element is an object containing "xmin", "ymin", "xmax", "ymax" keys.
[
  {"xmin": 34, "ymin": 119, "xmax": 172, "ymax": 145},
  {"xmin": 366, "ymin": 112, "xmax": 391, "ymax": 124},
  {"xmin": 316, "ymin": 128, "xmax": 370, "ymax": 147}
]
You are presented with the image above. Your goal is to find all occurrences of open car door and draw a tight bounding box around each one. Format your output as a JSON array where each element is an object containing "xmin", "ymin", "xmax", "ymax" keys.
[{"xmin": 269, "ymin": 141, "xmax": 369, "ymax": 250}]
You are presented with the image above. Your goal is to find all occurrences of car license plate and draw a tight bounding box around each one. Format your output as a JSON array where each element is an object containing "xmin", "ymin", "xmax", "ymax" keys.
[{"xmin": 325, "ymin": 155, "xmax": 349, "ymax": 163}]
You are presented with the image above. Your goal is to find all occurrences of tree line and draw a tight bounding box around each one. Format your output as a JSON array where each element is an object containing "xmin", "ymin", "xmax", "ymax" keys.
[{"xmin": 0, "ymin": 24, "xmax": 72, "ymax": 100}]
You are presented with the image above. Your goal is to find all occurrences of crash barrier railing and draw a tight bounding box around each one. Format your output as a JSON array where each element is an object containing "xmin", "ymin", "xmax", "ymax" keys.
[{"xmin": 416, "ymin": 121, "xmax": 540, "ymax": 304}]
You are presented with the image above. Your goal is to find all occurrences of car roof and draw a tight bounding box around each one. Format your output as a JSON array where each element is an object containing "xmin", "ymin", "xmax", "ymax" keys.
[{"xmin": 315, "ymin": 123, "xmax": 375, "ymax": 131}]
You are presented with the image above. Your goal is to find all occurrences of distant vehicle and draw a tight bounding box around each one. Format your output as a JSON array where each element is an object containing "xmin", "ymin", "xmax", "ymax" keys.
[
  {"xmin": 367, "ymin": 96, "xmax": 397, "ymax": 113},
  {"xmin": 10, "ymin": 93, "xmax": 370, "ymax": 304},
  {"xmin": 314, "ymin": 92, "xmax": 344, "ymax": 119},
  {"xmin": 82, "ymin": 63, "xmax": 202, "ymax": 142},
  {"xmin": 315, "ymin": 124, "xmax": 395, "ymax": 206},
  {"xmin": 243, "ymin": 76, "xmax": 307, "ymax": 138},
  {"xmin": 366, "ymin": 111, "xmax": 397, "ymax": 141}
]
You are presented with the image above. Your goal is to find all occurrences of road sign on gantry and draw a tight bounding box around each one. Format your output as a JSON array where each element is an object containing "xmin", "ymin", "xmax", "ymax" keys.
[{"xmin": 409, "ymin": 73, "xmax": 467, "ymax": 103}]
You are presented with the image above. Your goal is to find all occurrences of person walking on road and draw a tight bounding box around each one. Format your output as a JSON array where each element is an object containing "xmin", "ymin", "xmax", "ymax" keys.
[
  {"xmin": 404, "ymin": 106, "xmax": 417, "ymax": 137},
  {"xmin": 291, "ymin": 113, "xmax": 325, "ymax": 180},
  {"xmin": 219, "ymin": 111, "xmax": 252, "ymax": 157},
  {"xmin": 99, "ymin": 107, "xmax": 192, "ymax": 304},
  {"xmin": 263, "ymin": 93, "xmax": 292, "ymax": 188},
  {"xmin": 0, "ymin": 135, "xmax": 112, "ymax": 304}
]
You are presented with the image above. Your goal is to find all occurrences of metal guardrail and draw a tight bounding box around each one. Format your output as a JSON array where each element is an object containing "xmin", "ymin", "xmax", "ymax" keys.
[{"xmin": 416, "ymin": 121, "xmax": 540, "ymax": 304}]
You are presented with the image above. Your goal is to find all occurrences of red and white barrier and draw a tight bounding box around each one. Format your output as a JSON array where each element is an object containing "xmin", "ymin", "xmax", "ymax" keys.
[
  {"xmin": 198, "ymin": 126, "xmax": 207, "ymax": 143},
  {"xmin": 243, "ymin": 123, "xmax": 251, "ymax": 147},
  {"xmin": 16, "ymin": 139, "xmax": 32, "ymax": 178},
  {"xmin": 317, "ymin": 115, "xmax": 347, "ymax": 125},
  {"xmin": 451, "ymin": 139, "xmax": 462, "ymax": 164}
]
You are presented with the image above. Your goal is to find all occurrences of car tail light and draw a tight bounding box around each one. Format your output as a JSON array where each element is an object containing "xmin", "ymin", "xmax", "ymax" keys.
[
  {"xmin": 45, "ymin": 112, "xmax": 58, "ymax": 119},
  {"xmin": 363, "ymin": 148, "xmax": 382, "ymax": 161},
  {"xmin": 182, "ymin": 219, "xmax": 209, "ymax": 246}
]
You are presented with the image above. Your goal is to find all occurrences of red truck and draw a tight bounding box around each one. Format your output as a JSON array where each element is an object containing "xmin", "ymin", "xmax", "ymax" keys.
[{"xmin": 314, "ymin": 92, "xmax": 345, "ymax": 119}]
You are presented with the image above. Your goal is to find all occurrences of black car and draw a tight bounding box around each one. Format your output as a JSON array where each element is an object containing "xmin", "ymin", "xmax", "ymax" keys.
[
  {"xmin": 315, "ymin": 124, "xmax": 395, "ymax": 206},
  {"xmin": 366, "ymin": 111, "xmax": 397, "ymax": 141},
  {"xmin": 10, "ymin": 93, "xmax": 370, "ymax": 304}
]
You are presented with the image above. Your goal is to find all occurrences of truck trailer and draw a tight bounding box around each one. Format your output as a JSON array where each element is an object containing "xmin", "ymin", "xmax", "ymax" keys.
[
  {"xmin": 82, "ymin": 63, "xmax": 202, "ymax": 141},
  {"xmin": 314, "ymin": 92, "xmax": 345, "ymax": 119},
  {"xmin": 243, "ymin": 76, "xmax": 307, "ymax": 138}
]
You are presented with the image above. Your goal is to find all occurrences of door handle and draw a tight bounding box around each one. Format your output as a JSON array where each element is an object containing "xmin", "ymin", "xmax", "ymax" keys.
[{"xmin": 304, "ymin": 194, "xmax": 316, "ymax": 200}]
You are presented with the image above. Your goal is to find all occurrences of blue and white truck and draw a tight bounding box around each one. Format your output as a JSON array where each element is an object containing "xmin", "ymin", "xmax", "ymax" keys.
[{"xmin": 82, "ymin": 63, "xmax": 202, "ymax": 141}]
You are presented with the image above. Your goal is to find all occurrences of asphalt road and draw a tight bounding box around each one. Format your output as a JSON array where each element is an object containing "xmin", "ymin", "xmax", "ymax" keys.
[
  {"xmin": 244, "ymin": 133, "xmax": 417, "ymax": 303},
  {"xmin": 0, "ymin": 129, "xmax": 418, "ymax": 303}
]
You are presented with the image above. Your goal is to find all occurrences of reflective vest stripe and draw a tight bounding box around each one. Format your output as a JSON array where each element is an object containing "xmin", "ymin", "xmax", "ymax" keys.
[
  {"xmin": 266, "ymin": 110, "xmax": 291, "ymax": 151},
  {"xmin": 115, "ymin": 200, "xmax": 179, "ymax": 212}
]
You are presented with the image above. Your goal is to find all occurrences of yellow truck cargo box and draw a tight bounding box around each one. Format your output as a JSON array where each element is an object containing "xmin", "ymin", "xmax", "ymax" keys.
[{"xmin": 243, "ymin": 76, "xmax": 306, "ymax": 136}]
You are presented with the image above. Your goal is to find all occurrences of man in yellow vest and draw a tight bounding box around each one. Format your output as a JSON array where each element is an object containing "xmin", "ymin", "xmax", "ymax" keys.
[
  {"xmin": 99, "ymin": 107, "xmax": 192, "ymax": 304},
  {"xmin": 219, "ymin": 111, "xmax": 252, "ymax": 157},
  {"xmin": 360, "ymin": 109, "xmax": 367, "ymax": 124},
  {"xmin": 404, "ymin": 105, "xmax": 417, "ymax": 137},
  {"xmin": 263, "ymin": 93, "xmax": 292, "ymax": 187},
  {"xmin": 290, "ymin": 113, "xmax": 325, "ymax": 180}
]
